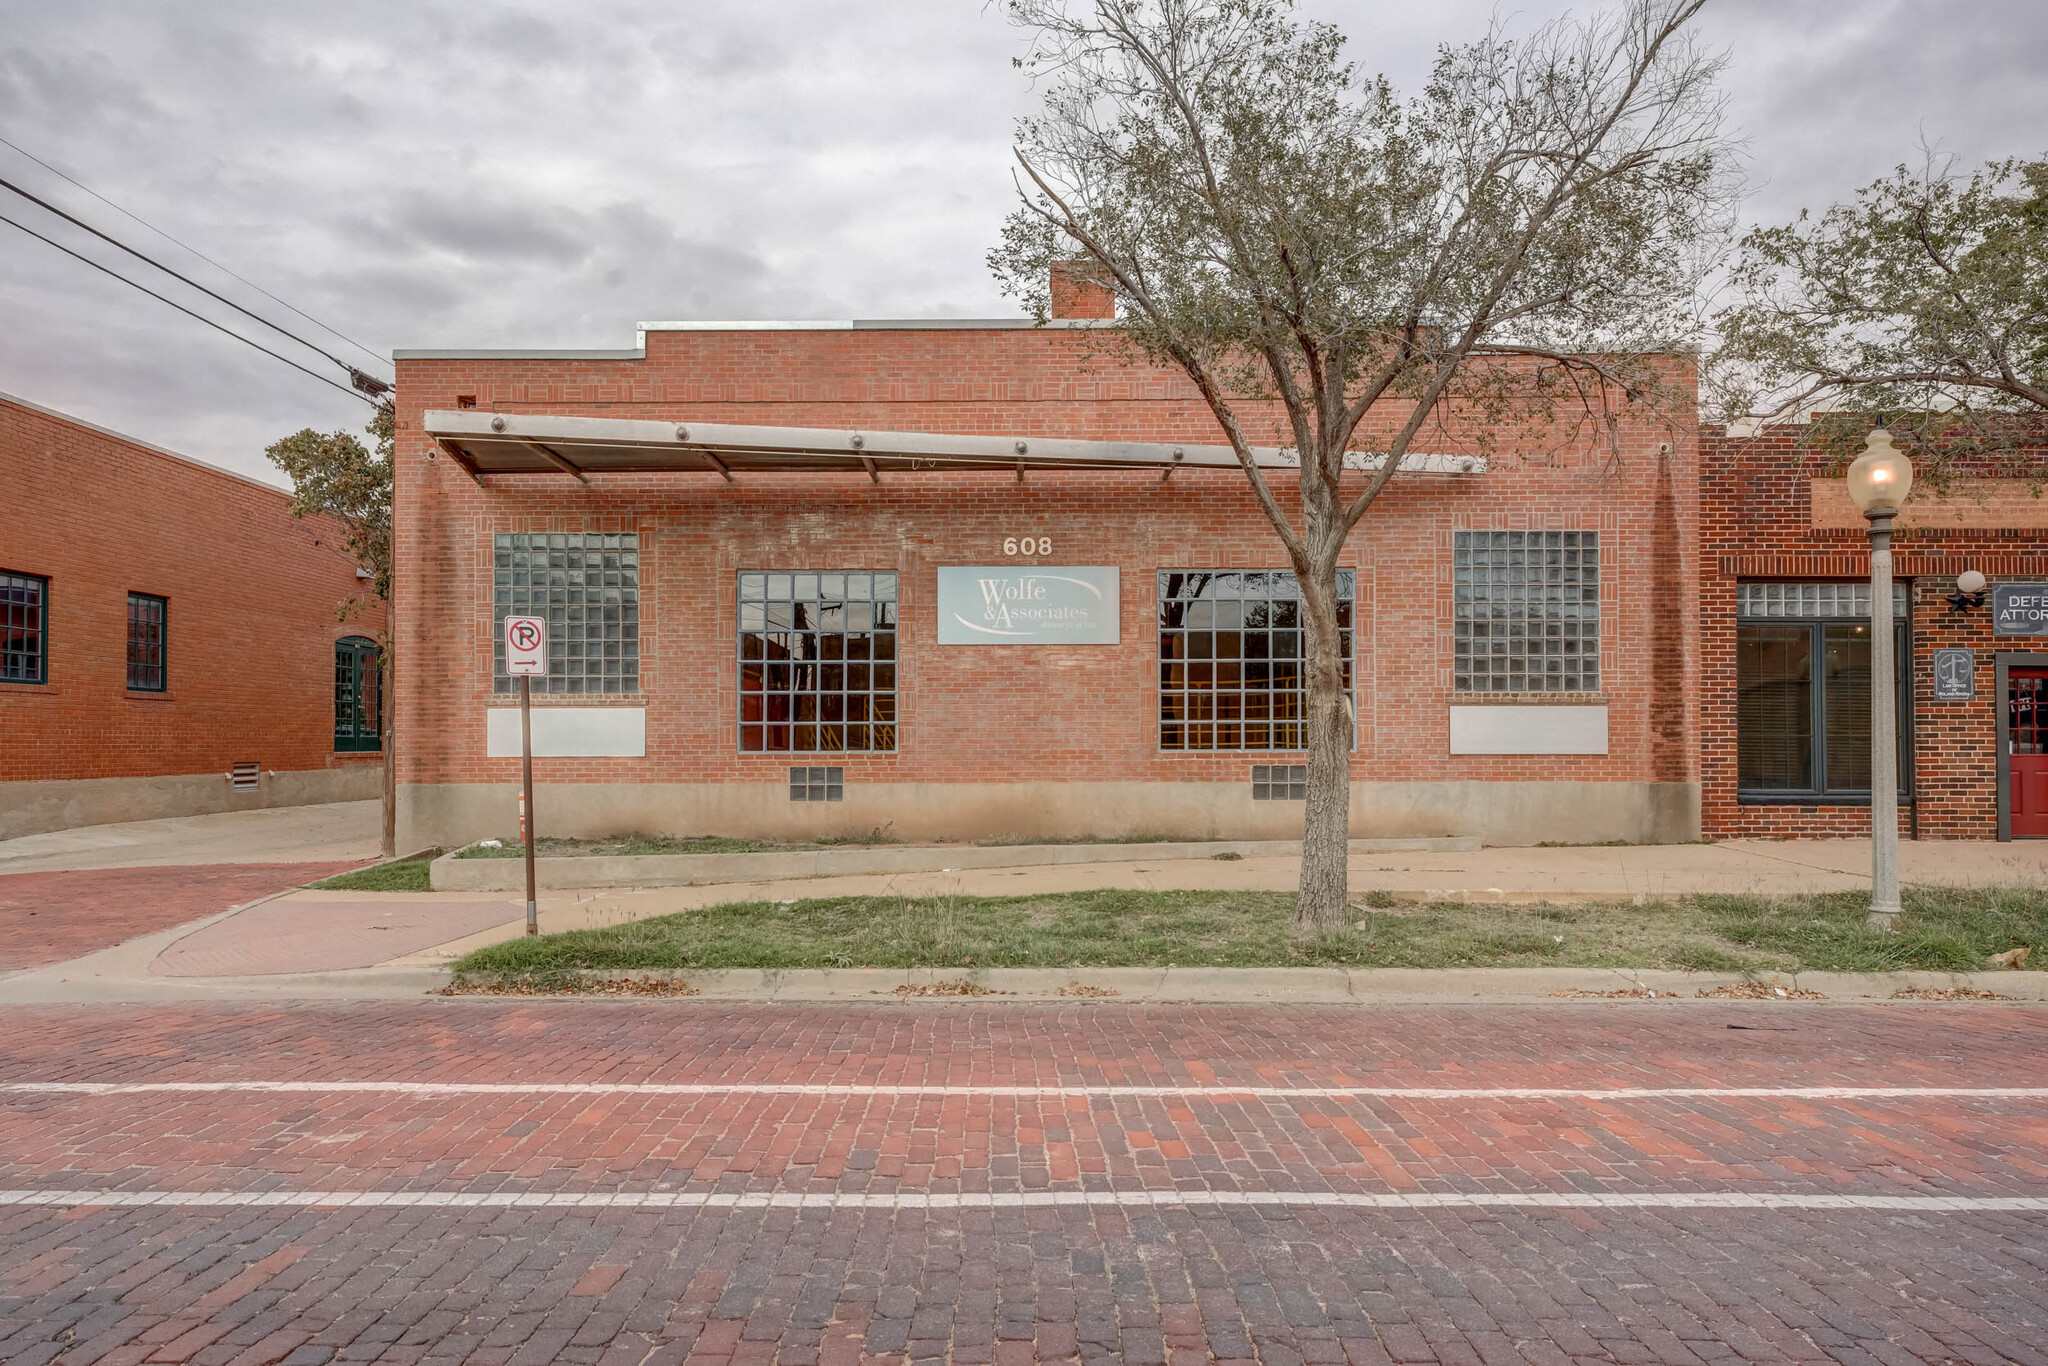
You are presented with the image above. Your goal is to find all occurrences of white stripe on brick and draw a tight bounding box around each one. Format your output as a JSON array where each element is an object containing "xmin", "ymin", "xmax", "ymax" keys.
[
  {"xmin": 0, "ymin": 1188, "xmax": 2041, "ymax": 1213},
  {"xmin": 2, "ymin": 1081, "xmax": 2046, "ymax": 1101}
]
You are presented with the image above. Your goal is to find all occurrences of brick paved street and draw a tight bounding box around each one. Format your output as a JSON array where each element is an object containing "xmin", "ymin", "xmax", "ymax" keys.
[
  {"xmin": 0, "ymin": 865, "xmax": 365, "ymax": 973},
  {"xmin": 1, "ymin": 1002, "xmax": 2045, "ymax": 1364}
]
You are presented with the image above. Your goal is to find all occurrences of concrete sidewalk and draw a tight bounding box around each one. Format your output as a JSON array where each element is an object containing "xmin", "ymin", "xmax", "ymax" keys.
[{"xmin": 0, "ymin": 800, "xmax": 381, "ymax": 874}]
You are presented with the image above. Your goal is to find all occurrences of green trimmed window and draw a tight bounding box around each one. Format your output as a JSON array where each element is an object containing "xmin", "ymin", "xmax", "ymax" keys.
[{"xmin": 334, "ymin": 636, "xmax": 382, "ymax": 752}]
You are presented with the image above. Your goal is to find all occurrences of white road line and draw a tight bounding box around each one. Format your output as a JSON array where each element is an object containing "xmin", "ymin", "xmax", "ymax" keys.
[
  {"xmin": 2, "ymin": 1081, "xmax": 2046, "ymax": 1101},
  {"xmin": 0, "ymin": 1188, "xmax": 2041, "ymax": 1213}
]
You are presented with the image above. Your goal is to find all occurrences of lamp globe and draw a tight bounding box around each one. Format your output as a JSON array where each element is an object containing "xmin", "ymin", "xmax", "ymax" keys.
[{"xmin": 1846, "ymin": 426, "xmax": 1914, "ymax": 514}]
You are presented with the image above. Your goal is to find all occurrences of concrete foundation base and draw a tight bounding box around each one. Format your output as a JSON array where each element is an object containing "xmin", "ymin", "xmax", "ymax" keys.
[
  {"xmin": 398, "ymin": 779, "xmax": 1701, "ymax": 851},
  {"xmin": 0, "ymin": 766, "xmax": 383, "ymax": 842}
]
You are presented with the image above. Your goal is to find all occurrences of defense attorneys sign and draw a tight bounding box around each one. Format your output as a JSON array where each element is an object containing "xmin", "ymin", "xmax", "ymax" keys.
[
  {"xmin": 1993, "ymin": 583, "xmax": 2048, "ymax": 636},
  {"xmin": 937, "ymin": 566, "xmax": 1121, "ymax": 644}
]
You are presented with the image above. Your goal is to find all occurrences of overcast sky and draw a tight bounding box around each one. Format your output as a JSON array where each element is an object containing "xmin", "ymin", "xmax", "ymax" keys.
[{"xmin": 1, "ymin": 0, "xmax": 2043, "ymax": 485}]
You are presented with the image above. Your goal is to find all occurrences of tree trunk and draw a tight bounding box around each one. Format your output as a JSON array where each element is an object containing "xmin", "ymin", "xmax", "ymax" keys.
[
  {"xmin": 382, "ymin": 735, "xmax": 397, "ymax": 859},
  {"xmin": 380, "ymin": 644, "xmax": 396, "ymax": 859},
  {"xmin": 1294, "ymin": 539, "xmax": 1350, "ymax": 932}
]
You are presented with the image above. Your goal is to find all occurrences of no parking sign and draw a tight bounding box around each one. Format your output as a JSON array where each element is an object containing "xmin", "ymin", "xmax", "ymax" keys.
[{"xmin": 504, "ymin": 615, "xmax": 547, "ymax": 675}]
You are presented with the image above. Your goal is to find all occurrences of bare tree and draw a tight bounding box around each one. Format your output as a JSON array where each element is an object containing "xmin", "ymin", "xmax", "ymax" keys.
[
  {"xmin": 1714, "ymin": 153, "xmax": 2048, "ymax": 476},
  {"xmin": 990, "ymin": 0, "xmax": 1734, "ymax": 928}
]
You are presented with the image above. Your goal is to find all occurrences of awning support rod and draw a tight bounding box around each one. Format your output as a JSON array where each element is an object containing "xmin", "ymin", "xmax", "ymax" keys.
[{"xmin": 524, "ymin": 442, "xmax": 589, "ymax": 484}]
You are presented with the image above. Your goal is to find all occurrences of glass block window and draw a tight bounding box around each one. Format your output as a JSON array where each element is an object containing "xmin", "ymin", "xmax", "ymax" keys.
[
  {"xmin": 1251, "ymin": 764, "xmax": 1307, "ymax": 800},
  {"xmin": 1159, "ymin": 570, "xmax": 1353, "ymax": 751},
  {"xmin": 2, "ymin": 570, "xmax": 48, "ymax": 684},
  {"xmin": 335, "ymin": 636, "xmax": 382, "ymax": 752},
  {"xmin": 492, "ymin": 533, "xmax": 639, "ymax": 694},
  {"xmin": 739, "ymin": 572, "xmax": 898, "ymax": 753},
  {"xmin": 790, "ymin": 766, "xmax": 844, "ymax": 801},
  {"xmin": 126, "ymin": 593, "xmax": 166, "ymax": 691},
  {"xmin": 1737, "ymin": 581, "xmax": 1907, "ymax": 619},
  {"xmin": 1453, "ymin": 531, "xmax": 1600, "ymax": 693}
]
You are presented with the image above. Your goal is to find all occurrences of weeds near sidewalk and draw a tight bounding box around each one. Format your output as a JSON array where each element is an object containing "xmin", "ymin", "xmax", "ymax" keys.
[
  {"xmin": 456, "ymin": 827, "xmax": 907, "ymax": 860},
  {"xmin": 308, "ymin": 859, "xmax": 433, "ymax": 892},
  {"xmin": 443, "ymin": 973, "xmax": 702, "ymax": 997},
  {"xmin": 448, "ymin": 884, "xmax": 2044, "ymax": 979}
]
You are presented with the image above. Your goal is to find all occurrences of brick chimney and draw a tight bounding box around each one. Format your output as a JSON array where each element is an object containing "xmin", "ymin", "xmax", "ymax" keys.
[{"xmin": 1049, "ymin": 258, "xmax": 1115, "ymax": 319}]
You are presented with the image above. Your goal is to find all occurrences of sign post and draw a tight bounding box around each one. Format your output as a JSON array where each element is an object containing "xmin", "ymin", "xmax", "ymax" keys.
[{"xmin": 503, "ymin": 616, "xmax": 548, "ymax": 935}]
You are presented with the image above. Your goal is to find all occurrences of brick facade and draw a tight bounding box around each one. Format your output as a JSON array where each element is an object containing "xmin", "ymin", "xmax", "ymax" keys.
[
  {"xmin": 392, "ymin": 324, "xmax": 1699, "ymax": 848},
  {"xmin": 1699, "ymin": 425, "xmax": 2048, "ymax": 840},
  {"xmin": 0, "ymin": 393, "xmax": 385, "ymax": 837}
]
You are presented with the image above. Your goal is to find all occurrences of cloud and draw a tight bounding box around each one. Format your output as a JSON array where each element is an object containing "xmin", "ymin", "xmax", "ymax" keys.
[{"xmin": 0, "ymin": 0, "xmax": 2042, "ymax": 483}]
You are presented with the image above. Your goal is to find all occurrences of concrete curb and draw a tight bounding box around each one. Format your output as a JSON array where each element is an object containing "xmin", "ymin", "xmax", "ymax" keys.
[
  {"xmin": 430, "ymin": 836, "xmax": 1481, "ymax": 892},
  {"xmin": 444, "ymin": 965, "xmax": 2048, "ymax": 1004}
]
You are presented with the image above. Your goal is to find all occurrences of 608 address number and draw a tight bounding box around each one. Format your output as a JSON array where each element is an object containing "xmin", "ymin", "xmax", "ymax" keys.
[{"xmin": 1002, "ymin": 537, "xmax": 1052, "ymax": 556}]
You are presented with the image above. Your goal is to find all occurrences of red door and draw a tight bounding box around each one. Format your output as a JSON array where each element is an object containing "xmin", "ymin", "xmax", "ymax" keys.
[{"xmin": 2012, "ymin": 669, "xmax": 2048, "ymax": 838}]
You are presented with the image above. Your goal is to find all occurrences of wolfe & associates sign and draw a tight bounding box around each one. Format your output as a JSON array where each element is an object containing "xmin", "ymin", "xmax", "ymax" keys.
[{"xmin": 937, "ymin": 566, "xmax": 1121, "ymax": 644}]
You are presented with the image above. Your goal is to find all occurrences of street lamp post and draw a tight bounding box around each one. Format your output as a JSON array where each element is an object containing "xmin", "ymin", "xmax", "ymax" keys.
[{"xmin": 1846, "ymin": 425, "xmax": 1914, "ymax": 930}]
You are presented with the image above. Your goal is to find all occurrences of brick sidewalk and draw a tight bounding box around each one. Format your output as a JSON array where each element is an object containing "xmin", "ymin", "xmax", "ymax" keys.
[
  {"xmin": 0, "ymin": 1002, "xmax": 2044, "ymax": 1364},
  {"xmin": 0, "ymin": 864, "xmax": 361, "ymax": 972}
]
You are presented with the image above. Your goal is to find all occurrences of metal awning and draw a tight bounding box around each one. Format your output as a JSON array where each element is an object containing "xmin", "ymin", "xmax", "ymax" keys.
[{"xmin": 422, "ymin": 409, "xmax": 1487, "ymax": 485}]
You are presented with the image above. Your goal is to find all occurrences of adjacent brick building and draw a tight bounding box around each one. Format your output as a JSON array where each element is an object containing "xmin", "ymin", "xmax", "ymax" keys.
[
  {"xmin": 0, "ymin": 391, "xmax": 385, "ymax": 839},
  {"xmin": 390, "ymin": 285, "xmax": 1702, "ymax": 850},
  {"xmin": 1701, "ymin": 424, "xmax": 2048, "ymax": 841}
]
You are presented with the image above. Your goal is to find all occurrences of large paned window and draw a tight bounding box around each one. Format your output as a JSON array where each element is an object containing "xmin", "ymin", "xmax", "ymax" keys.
[
  {"xmin": 1, "ymin": 570, "xmax": 47, "ymax": 684},
  {"xmin": 126, "ymin": 593, "xmax": 167, "ymax": 691},
  {"xmin": 334, "ymin": 636, "xmax": 382, "ymax": 752},
  {"xmin": 1158, "ymin": 570, "xmax": 1352, "ymax": 751},
  {"xmin": 1453, "ymin": 531, "xmax": 1600, "ymax": 692},
  {"xmin": 492, "ymin": 533, "xmax": 640, "ymax": 694},
  {"xmin": 1736, "ymin": 582, "xmax": 1909, "ymax": 800},
  {"xmin": 738, "ymin": 572, "xmax": 898, "ymax": 753}
]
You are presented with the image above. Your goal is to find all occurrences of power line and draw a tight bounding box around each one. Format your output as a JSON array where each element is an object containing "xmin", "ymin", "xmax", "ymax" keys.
[
  {"xmin": 0, "ymin": 172, "xmax": 390, "ymax": 396},
  {"xmin": 0, "ymin": 134, "xmax": 389, "ymax": 369},
  {"xmin": 0, "ymin": 210, "xmax": 374, "ymax": 406}
]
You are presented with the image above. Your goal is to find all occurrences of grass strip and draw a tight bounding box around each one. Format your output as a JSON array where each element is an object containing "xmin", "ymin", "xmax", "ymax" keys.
[
  {"xmin": 308, "ymin": 859, "xmax": 434, "ymax": 893},
  {"xmin": 455, "ymin": 830, "xmax": 901, "ymax": 859},
  {"xmin": 448, "ymin": 884, "xmax": 2045, "ymax": 980}
]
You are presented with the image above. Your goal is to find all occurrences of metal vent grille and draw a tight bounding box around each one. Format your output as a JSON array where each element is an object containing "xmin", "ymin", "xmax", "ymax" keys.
[
  {"xmin": 790, "ymin": 766, "xmax": 844, "ymax": 801},
  {"xmin": 1251, "ymin": 764, "xmax": 1307, "ymax": 800},
  {"xmin": 230, "ymin": 762, "xmax": 261, "ymax": 791}
]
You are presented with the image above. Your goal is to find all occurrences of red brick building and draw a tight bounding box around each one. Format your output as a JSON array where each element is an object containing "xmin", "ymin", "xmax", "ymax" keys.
[
  {"xmin": 390, "ymin": 289, "xmax": 1703, "ymax": 850},
  {"xmin": 0, "ymin": 391, "xmax": 385, "ymax": 839},
  {"xmin": 1701, "ymin": 424, "xmax": 2048, "ymax": 841}
]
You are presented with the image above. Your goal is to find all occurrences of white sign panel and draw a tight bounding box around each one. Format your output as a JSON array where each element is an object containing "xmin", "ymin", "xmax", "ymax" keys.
[
  {"xmin": 486, "ymin": 707, "xmax": 646, "ymax": 757},
  {"xmin": 1449, "ymin": 705, "xmax": 1610, "ymax": 755},
  {"xmin": 504, "ymin": 615, "xmax": 548, "ymax": 675},
  {"xmin": 937, "ymin": 567, "xmax": 1121, "ymax": 645}
]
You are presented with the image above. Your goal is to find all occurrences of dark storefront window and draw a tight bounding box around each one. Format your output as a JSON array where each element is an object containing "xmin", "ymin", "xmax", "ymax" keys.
[
  {"xmin": 492, "ymin": 533, "xmax": 640, "ymax": 694},
  {"xmin": 1, "ymin": 570, "xmax": 48, "ymax": 684},
  {"xmin": 126, "ymin": 593, "xmax": 167, "ymax": 691},
  {"xmin": 738, "ymin": 572, "xmax": 897, "ymax": 753},
  {"xmin": 1736, "ymin": 582, "xmax": 1908, "ymax": 800},
  {"xmin": 1453, "ymin": 530, "xmax": 1600, "ymax": 692},
  {"xmin": 1158, "ymin": 570, "xmax": 1352, "ymax": 751},
  {"xmin": 335, "ymin": 637, "xmax": 382, "ymax": 752}
]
